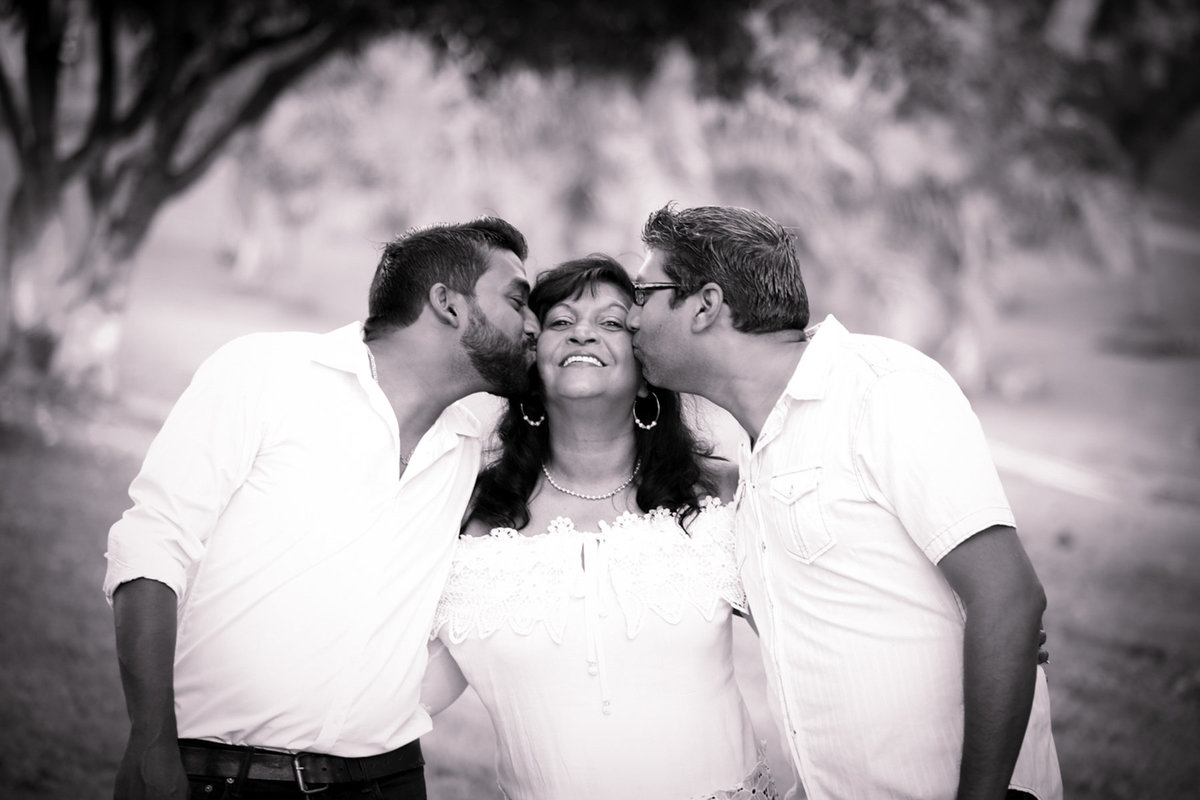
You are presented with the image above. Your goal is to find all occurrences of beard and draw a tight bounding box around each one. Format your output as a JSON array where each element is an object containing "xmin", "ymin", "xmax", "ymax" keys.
[{"xmin": 462, "ymin": 304, "xmax": 533, "ymax": 397}]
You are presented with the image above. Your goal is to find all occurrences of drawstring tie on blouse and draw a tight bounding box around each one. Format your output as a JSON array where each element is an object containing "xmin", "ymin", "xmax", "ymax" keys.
[{"xmin": 580, "ymin": 530, "xmax": 613, "ymax": 715}]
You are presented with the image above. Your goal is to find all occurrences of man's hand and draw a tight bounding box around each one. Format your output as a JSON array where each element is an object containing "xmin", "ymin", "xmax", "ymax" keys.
[{"xmin": 113, "ymin": 734, "xmax": 189, "ymax": 800}]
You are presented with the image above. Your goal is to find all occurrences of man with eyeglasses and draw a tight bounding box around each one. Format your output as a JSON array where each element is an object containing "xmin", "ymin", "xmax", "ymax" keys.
[{"xmin": 625, "ymin": 203, "xmax": 1061, "ymax": 800}]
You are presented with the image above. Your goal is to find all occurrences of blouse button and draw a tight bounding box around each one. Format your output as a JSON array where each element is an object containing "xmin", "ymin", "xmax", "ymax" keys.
[
  {"xmin": 587, "ymin": 663, "xmax": 599, "ymax": 676},
  {"xmin": 602, "ymin": 700, "xmax": 612, "ymax": 715}
]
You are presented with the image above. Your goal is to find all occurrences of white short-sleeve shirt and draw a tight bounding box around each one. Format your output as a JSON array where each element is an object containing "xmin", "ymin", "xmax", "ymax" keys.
[
  {"xmin": 104, "ymin": 322, "xmax": 483, "ymax": 756},
  {"xmin": 734, "ymin": 315, "xmax": 1061, "ymax": 800}
]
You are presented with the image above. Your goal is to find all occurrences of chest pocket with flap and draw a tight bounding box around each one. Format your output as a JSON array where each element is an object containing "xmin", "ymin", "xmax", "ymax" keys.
[{"xmin": 766, "ymin": 466, "xmax": 835, "ymax": 564}]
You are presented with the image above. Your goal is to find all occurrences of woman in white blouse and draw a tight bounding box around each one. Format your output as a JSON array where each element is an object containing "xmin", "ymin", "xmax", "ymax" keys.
[{"xmin": 422, "ymin": 255, "xmax": 776, "ymax": 799}]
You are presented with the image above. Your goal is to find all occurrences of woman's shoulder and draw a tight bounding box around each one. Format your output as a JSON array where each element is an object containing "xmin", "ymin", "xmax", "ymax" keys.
[{"xmin": 461, "ymin": 517, "xmax": 496, "ymax": 539}]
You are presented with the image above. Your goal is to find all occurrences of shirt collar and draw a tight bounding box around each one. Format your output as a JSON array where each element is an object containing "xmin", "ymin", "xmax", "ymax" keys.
[
  {"xmin": 745, "ymin": 314, "xmax": 845, "ymax": 457},
  {"xmin": 780, "ymin": 313, "xmax": 847, "ymax": 402},
  {"xmin": 310, "ymin": 321, "xmax": 373, "ymax": 379},
  {"xmin": 308, "ymin": 322, "xmax": 481, "ymax": 441},
  {"xmin": 439, "ymin": 401, "xmax": 482, "ymax": 440}
]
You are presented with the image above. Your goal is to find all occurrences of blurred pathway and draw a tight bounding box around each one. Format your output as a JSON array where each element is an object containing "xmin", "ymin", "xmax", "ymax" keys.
[{"xmin": 982, "ymin": 403, "xmax": 1200, "ymax": 510}]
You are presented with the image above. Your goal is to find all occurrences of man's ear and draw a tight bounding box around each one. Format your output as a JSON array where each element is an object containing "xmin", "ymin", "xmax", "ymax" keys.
[
  {"xmin": 428, "ymin": 284, "xmax": 463, "ymax": 328},
  {"xmin": 691, "ymin": 283, "xmax": 724, "ymax": 333}
]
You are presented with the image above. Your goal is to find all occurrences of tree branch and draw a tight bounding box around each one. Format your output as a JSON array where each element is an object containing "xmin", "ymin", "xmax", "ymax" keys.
[
  {"xmin": 152, "ymin": 18, "xmax": 332, "ymax": 163},
  {"xmin": 92, "ymin": 19, "xmax": 364, "ymax": 269},
  {"xmin": 1123, "ymin": 52, "xmax": 1200, "ymax": 179},
  {"xmin": 168, "ymin": 27, "xmax": 353, "ymax": 192},
  {"xmin": 62, "ymin": 2, "xmax": 185, "ymax": 177},
  {"xmin": 22, "ymin": 0, "xmax": 65, "ymax": 186},
  {"xmin": 60, "ymin": 0, "xmax": 117, "ymax": 182},
  {"xmin": 0, "ymin": 51, "xmax": 29, "ymax": 159},
  {"xmin": 90, "ymin": 0, "xmax": 117, "ymax": 138},
  {"xmin": 176, "ymin": 17, "xmax": 327, "ymax": 102}
]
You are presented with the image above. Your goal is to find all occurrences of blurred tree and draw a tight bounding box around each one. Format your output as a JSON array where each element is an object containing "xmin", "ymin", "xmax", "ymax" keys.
[
  {"xmin": 1043, "ymin": 0, "xmax": 1200, "ymax": 323},
  {"xmin": 0, "ymin": 0, "xmax": 758, "ymax": 395},
  {"xmin": 229, "ymin": 38, "xmax": 722, "ymax": 295},
  {"xmin": 739, "ymin": 0, "xmax": 1200, "ymax": 390}
]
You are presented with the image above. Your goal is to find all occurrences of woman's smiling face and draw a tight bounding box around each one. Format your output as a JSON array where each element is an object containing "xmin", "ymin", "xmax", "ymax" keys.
[{"xmin": 536, "ymin": 281, "xmax": 640, "ymax": 404}]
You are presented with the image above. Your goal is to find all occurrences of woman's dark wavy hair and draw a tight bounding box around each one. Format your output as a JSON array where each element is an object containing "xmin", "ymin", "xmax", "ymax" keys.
[{"xmin": 468, "ymin": 254, "xmax": 719, "ymax": 533}]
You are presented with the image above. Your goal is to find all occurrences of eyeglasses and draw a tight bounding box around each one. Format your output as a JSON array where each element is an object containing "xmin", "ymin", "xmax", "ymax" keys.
[{"xmin": 631, "ymin": 282, "xmax": 680, "ymax": 306}]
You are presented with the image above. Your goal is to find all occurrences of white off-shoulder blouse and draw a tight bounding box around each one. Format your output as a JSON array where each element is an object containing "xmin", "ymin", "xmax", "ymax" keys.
[{"xmin": 430, "ymin": 499, "xmax": 776, "ymax": 800}]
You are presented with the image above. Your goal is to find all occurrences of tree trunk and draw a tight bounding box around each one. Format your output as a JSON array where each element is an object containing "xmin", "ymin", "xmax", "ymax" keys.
[
  {"xmin": 2, "ymin": 180, "xmax": 133, "ymax": 397},
  {"xmin": 0, "ymin": 244, "xmax": 14, "ymax": 375},
  {"xmin": 944, "ymin": 191, "xmax": 996, "ymax": 396},
  {"xmin": 1127, "ymin": 178, "xmax": 1161, "ymax": 323},
  {"xmin": 0, "ymin": 145, "xmax": 18, "ymax": 373}
]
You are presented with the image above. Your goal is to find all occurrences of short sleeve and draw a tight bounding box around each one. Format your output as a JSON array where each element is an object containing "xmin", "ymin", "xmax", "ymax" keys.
[{"xmin": 853, "ymin": 367, "xmax": 1015, "ymax": 563}]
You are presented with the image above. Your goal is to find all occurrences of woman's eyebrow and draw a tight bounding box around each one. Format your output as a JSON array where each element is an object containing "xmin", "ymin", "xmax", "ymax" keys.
[{"xmin": 548, "ymin": 300, "xmax": 629, "ymax": 314}]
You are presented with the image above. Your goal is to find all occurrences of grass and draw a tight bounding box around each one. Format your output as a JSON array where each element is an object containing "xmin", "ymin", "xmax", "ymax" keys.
[{"xmin": 0, "ymin": 422, "xmax": 132, "ymax": 798}]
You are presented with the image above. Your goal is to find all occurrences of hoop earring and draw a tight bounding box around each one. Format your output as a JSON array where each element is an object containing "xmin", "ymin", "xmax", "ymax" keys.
[
  {"xmin": 520, "ymin": 401, "xmax": 545, "ymax": 427},
  {"xmin": 633, "ymin": 392, "xmax": 660, "ymax": 430}
]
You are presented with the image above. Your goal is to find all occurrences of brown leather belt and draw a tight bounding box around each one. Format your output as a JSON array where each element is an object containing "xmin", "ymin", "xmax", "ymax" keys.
[{"xmin": 179, "ymin": 738, "xmax": 423, "ymax": 792}]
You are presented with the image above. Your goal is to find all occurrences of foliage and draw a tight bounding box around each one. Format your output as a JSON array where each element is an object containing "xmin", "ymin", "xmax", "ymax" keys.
[
  {"xmin": 222, "ymin": 36, "xmax": 721, "ymax": 291},
  {"xmin": 413, "ymin": 0, "xmax": 758, "ymax": 98},
  {"xmin": 225, "ymin": 0, "xmax": 1199, "ymax": 394},
  {"xmin": 0, "ymin": 0, "xmax": 763, "ymax": 390},
  {"xmin": 2, "ymin": 0, "xmax": 1193, "ymax": 395},
  {"xmin": 1058, "ymin": 0, "xmax": 1200, "ymax": 178},
  {"xmin": 706, "ymin": 0, "xmax": 1200, "ymax": 386},
  {"xmin": 763, "ymin": 0, "xmax": 1200, "ymax": 249}
]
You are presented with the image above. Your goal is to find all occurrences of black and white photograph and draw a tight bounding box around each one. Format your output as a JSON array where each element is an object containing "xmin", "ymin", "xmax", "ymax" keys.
[{"xmin": 1, "ymin": 2, "xmax": 1197, "ymax": 798}]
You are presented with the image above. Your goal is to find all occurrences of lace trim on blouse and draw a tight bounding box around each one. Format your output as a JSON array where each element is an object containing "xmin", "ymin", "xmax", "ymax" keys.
[
  {"xmin": 495, "ymin": 747, "xmax": 777, "ymax": 800},
  {"xmin": 693, "ymin": 744, "xmax": 779, "ymax": 800},
  {"xmin": 433, "ymin": 498, "xmax": 746, "ymax": 644}
]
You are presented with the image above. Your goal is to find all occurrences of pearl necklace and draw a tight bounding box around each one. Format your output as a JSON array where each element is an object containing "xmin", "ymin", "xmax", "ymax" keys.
[{"xmin": 541, "ymin": 458, "xmax": 642, "ymax": 501}]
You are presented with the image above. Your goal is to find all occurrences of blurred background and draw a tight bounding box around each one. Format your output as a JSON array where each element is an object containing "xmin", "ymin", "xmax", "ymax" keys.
[{"xmin": 1, "ymin": 1, "xmax": 1197, "ymax": 798}]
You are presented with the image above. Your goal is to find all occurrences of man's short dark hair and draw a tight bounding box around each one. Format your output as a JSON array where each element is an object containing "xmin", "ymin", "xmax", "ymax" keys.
[
  {"xmin": 641, "ymin": 203, "xmax": 810, "ymax": 333},
  {"xmin": 364, "ymin": 216, "xmax": 528, "ymax": 339}
]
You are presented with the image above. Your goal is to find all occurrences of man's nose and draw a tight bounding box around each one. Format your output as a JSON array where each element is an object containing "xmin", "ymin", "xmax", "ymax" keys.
[
  {"xmin": 522, "ymin": 308, "xmax": 540, "ymax": 337},
  {"xmin": 626, "ymin": 306, "xmax": 642, "ymax": 332}
]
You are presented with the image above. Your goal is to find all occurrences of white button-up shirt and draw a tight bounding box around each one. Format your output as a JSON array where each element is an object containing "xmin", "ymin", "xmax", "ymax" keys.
[
  {"xmin": 104, "ymin": 322, "xmax": 483, "ymax": 757},
  {"xmin": 735, "ymin": 315, "xmax": 1061, "ymax": 800}
]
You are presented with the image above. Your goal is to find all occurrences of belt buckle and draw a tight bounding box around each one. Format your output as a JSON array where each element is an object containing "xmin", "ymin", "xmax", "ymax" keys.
[{"xmin": 292, "ymin": 753, "xmax": 329, "ymax": 795}]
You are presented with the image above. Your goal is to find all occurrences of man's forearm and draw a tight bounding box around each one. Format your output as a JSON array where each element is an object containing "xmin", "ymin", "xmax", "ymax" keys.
[
  {"xmin": 112, "ymin": 578, "xmax": 191, "ymax": 799},
  {"xmin": 938, "ymin": 525, "xmax": 1047, "ymax": 800},
  {"xmin": 957, "ymin": 592, "xmax": 1043, "ymax": 800},
  {"xmin": 113, "ymin": 578, "xmax": 180, "ymax": 739}
]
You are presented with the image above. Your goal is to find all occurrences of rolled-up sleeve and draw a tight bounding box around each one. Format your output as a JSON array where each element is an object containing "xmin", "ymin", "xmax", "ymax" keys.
[{"xmin": 104, "ymin": 338, "xmax": 267, "ymax": 602}]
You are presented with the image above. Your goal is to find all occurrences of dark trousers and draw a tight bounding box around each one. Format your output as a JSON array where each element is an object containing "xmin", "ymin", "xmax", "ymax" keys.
[
  {"xmin": 182, "ymin": 739, "xmax": 426, "ymax": 800},
  {"xmin": 188, "ymin": 768, "xmax": 425, "ymax": 800}
]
